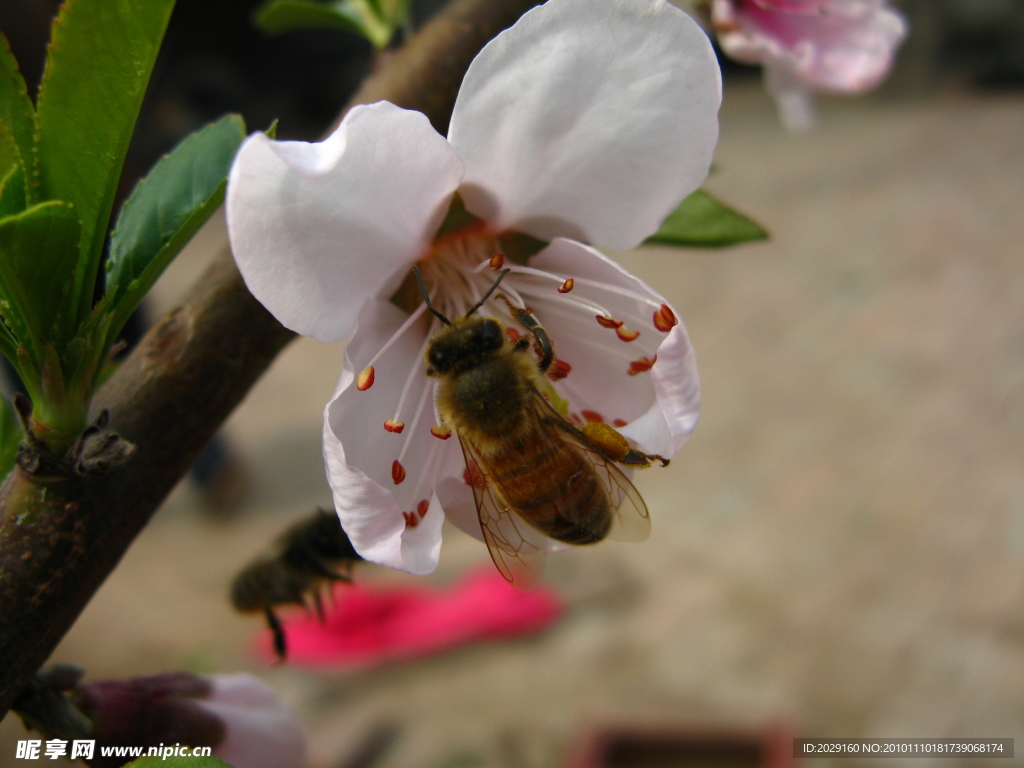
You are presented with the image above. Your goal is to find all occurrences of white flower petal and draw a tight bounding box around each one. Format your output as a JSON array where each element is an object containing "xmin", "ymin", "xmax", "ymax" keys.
[
  {"xmin": 227, "ymin": 102, "xmax": 463, "ymax": 343},
  {"xmin": 197, "ymin": 674, "xmax": 306, "ymax": 768},
  {"xmin": 323, "ymin": 299, "xmax": 462, "ymax": 574},
  {"xmin": 449, "ymin": 0, "xmax": 721, "ymax": 250},
  {"xmin": 524, "ymin": 239, "xmax": 699, "ymax": 457}
]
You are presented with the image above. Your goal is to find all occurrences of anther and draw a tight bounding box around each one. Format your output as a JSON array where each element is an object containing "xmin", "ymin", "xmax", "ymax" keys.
[
  {"xmin": 653, "ymin": 304, "xmax": 678, "ymax": 332},
  {"xmin": 628, "ymin": 356, "xmax": 656, "ymax": 375},
  {"xmin": 463, "ymin": 462, "xmax": 486, "ymax": 490},
  {"xmin": 489, "ymin": 253, "xmax": 505, "ymax": 270},
  {"xmin": 357, "ymin": 365, "xmax": 375, "ymax": 391},
  {"xmin": 417, "ymin": 499, "xmax": 429, "ymax": 518},
  {"xmin": 384, "ymin": 419, "xmax": 405, "ymax": 433},
  {"xmin": 613, "ymin": 418, "xmax": 628, "ymax": 428},
  {"xmin": 392, "ymin": 460, "xmax": 406, "ymax": 485},
  {"xmin": 547, "ymin": 358, "xmax": 571, "ymax": 381},
  {"xmin": 616, "ymin": 327, "xmax": 640, "ymax": 342},
  {"xmin": 596, "ymin": 315, "xmax": 623, "ymax": 329},
  {"xmin": 430, "ymin": 425, "xmax": 452, "ymax": 440},
  {"xmin": 581, "ymin": 410, "xmax": 605, "ymax": 423},
  {"xmin": 506, "ymin": 327, "xmax": 521, "ymax": 343},
  {"xmin": 558, "ymin": 278, "xmax": 575, "ymax": 294}
]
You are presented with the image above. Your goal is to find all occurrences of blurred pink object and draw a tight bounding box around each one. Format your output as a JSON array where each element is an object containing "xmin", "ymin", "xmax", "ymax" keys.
[
  {"xmin": 258, "ymin": 567, "xmax": 563, "ymax": 667},
  {"xmin": 74, "ymin": 672, "xmax": 305, "ymax": 768},
  {"xmin": 712, "ymin": 0, "xmax": 906, "ymax": 129}
]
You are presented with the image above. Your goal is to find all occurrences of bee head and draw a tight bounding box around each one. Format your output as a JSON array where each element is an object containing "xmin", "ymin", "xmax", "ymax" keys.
[{"xmin": 427, "ymin": 316, "xmax": 505, "ymax": 375}]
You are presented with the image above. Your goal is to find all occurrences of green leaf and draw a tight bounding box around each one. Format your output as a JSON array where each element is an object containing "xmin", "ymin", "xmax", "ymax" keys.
[
  {"xmin": 0, "ymin": 162, "xmax": 26, "ymax": 220},
  {"xmin": 35, "ymin": 0, "xmax": 176, "ymax": 327},
  {"xmin": 644, "ymin": 189, "xmax": 768, "ymax": 248},
  {"xmin": 254, "ymin": 0, "xmax": 393, "ymax": 48},
  {"xmin": 124, "ymin": 757, "xmax": 232, "ymax": 768},
  {"xmin": 0, "ymin": 30, "xmax": 37, "ymax": 200},
  {"xmin": 0, "ymin": 393, "xmax": 22, "ymax": 480},
  {"xmin": 0, "ymin": 123, "xmax": 25, "ymax": 216},
  {"xmin": 0, "ymin": 200, "xmax": 83, "ymax": 357},
  {"xmin": 105, "ymin": 114, "xmax": 247, "ymax": 337}
]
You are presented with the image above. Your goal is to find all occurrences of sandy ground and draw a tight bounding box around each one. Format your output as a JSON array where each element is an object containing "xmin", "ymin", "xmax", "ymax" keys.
[{"xmin": 2, "ymin": 80, "xmax": 1023, "ymax": 768}]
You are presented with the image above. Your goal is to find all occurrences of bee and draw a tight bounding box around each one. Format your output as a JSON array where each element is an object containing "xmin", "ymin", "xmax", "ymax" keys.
[
  {"xmin": 414, "ymin": 266, "xmax": 667, "ymax": 589},
  {"xmin": 231, "ymin": 507, "xmax": 361, "ymax": 659}
]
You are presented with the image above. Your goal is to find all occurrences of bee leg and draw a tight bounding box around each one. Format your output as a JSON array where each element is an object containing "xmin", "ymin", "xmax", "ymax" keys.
[
  {"xmin": 264, "ymin": 606, "xmax": 288, "ymax": 661},
  {"xmin": 616, "ymin": 448, "xmax": 670, "ymax": 469},
  {"xmin": 501, "ymin": 297, "xmax": 554, "ymax": 373},
  {"xmin": 568, "ymin": 420, "xmax": 671, "ymax": 469}
]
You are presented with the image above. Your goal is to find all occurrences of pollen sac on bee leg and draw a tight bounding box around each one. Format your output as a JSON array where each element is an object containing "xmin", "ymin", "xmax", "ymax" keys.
[
  {"xmin": 581, "ymin": 421, "xmax": 630, "ymax": 460},
  {"xmin": 580, "ymin": 422, "xmax": 669, "ymax": 469}
]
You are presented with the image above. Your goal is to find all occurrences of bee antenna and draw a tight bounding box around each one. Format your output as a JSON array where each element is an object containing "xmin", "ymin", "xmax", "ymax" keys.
[
  {"xmin": 412, "ymin": 265, "xmax": 451, "ymax": 326},
  {"xmin": 466, "ymin": 268, "xmax": 511, "ymax": 317}
]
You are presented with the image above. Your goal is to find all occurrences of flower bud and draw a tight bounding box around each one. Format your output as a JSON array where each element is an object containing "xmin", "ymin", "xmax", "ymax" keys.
[{"xmin": 73, "ymin": 672, "xmax": 305, "ymax": 768}]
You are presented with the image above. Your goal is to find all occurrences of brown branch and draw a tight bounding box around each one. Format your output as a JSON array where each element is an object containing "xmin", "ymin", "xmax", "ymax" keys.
[{"xmin": 0, "ymin": 0, "xmax": 540, "ymax": 719}]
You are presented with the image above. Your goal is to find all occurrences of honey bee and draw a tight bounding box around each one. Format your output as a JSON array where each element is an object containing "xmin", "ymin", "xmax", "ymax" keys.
[
  {"xmin": 231, "ymin": 507, "xmax": 361, "ymax": 659},
  {"xmin": 414, "ymin": 266, "xmax": 668, "ymax": 589}
]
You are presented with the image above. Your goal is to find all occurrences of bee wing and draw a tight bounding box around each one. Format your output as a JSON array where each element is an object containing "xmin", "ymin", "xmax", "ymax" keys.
[
  {"xmin": 528, "ymin": 390, "xmax": 652, "ymax": 544},
  {"xmin": 457, "ymin": 436, "xmax": 549, "ymax": 591}
]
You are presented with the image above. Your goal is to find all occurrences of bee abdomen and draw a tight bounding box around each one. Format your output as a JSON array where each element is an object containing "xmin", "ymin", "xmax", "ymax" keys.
[{"xmin": 500, "ymin": 447, "xmax": 613, "ymax": 546}]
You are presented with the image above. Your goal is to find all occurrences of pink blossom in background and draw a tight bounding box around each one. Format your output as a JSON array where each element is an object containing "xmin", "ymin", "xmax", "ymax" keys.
[
  {"xmin": 73, "ymin": 672, "xmax": 306, "ymax": 768},
  {"xmin": 711, "ymin": 0, "xmax": 907, "ymax": 130},
  {"xmin": 258, "ymin": 568, "xmax": 563, "ymax": 668}
]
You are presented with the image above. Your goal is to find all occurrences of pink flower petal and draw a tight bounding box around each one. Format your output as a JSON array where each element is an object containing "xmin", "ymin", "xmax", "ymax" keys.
[
  {"xmin": 525, "ymin": 239, "xmax": 700, "ymax": 458},
  {"xmin": 197, "ymin": 674, "xmax": 306, "ymax": 768},
  {"xmin": 228, "ymin": 102, "xmax": 463, "ymax": 343},
  {"xmin": 450, "ymin": 0, "xmax": 721, "ymax": 250},
  {"xmin": 324, "ymin": 299, "xmax": 462, "ymax": 575},
  {"xmin": 258, "ymin": 568, "xmax": 563, "ymax": 667},
  {"xmin": 713, "ymin": 0, "xmax": 906, "ymax": 93}
]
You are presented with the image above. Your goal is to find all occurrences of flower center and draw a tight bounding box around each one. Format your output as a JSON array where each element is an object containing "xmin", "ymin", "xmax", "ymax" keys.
[{"xmin": 416, "ymin": 227, "xmax": 506, "ymax": 322}]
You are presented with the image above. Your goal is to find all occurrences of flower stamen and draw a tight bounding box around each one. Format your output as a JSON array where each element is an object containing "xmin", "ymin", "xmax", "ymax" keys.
[
  {"xmin": 360, "ymin": 302, "xmax": 429, "ymax": 374},
  {"xmin": 384, "ymin": 419, "xmax": 405, "ymax": 433},
  {"xmin": 392, "ymin": 460, "xmax": 406, "ymax": 485},
  {"xmin": 653, "ymin": 304, "xmax": 678, "ymax": 332},
  {"xmin": 547, "ymin": 358, "xmax": 571, "ymax": 381},
  {"xmin": 357, "ymin": 365, "xmax": 375, "ymax": 391},
  {"xmin": 616, "ymin": 327, "xmax": 640, "ymax": 342},
  {"xmin": 628, "ymin": 356, "xmax": 656, "ymax": 375}
]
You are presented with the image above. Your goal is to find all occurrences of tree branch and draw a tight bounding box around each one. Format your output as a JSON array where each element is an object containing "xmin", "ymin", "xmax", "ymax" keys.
[{"xmin": 0, "ymin": 0, "xmax": 539, "ymax": 719}]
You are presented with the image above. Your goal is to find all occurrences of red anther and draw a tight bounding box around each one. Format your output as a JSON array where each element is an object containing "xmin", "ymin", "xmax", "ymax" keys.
[
  {"xmin": 403, "ymin": 511, "xmax": 419, "ymax": 528},
  {"xmin": 581, "ymin": 410, "xmax": 605, "ymax": 423},
  {"xmin": 653, "ymin": 304, "xmax": 678, "ymax": 332},
  {"xmin": 558, "ymin": 278, "xmax": 575, "ymax": 294},
  {"xmin": 392, "ymin": 460, "xmax": 406, "ymax": 485},
  {"xmin": 506, "ymin": 327, "xmax": 521, "ymax": 343},
  {"xmin": 463, "ymin": 462, "xmax": 486, "ymax": 490},
  {"xmin": 489, "ymin": 253, "xmax": 505, "ymax": 270},
  {"xmin": 384, "ymin": 419, "xmax": 405, "ymax": 433},
  {"xmin": 357, "ymin": 365, "xmax": 375, "ymax": 391},
  {"xmin": 616, "ymin": 326, "xmax": 640, "ymax": 342},
  {"xmin": 430, "ymin": 425, "xmax": 452, "ymax": 440},
  {"xmin": 613, "ymin": 418, "xmax": 628, "ymax": 427},
  {"xmin": 596, "ymin": 315, "xmax": 623, "ymax": 329},
  {"xmin": 547, "ymin": 358, "xmax": 571, "ymax": 381},
  {"xmin": 417, "ymin": 499, "xmax": 429, "ymax": 518},
  {"xmin": 627, "ymin": 356, "xmax": 656, "ymax": 376}
]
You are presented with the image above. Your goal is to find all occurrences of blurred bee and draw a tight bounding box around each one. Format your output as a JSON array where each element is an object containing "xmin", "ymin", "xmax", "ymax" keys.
[
  {"xmin": 231, "ymin": 507, "xmax": 361, "ymax": 659},
  {"xmin": 414, "ymin": 266, "xmax": 667, "ymax": 589}
]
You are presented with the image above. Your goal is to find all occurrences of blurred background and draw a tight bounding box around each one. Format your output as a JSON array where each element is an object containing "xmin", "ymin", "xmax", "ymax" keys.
[{"xmin": 1, "ymin": 0, "xmax": 1023, "ymax": 766}]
